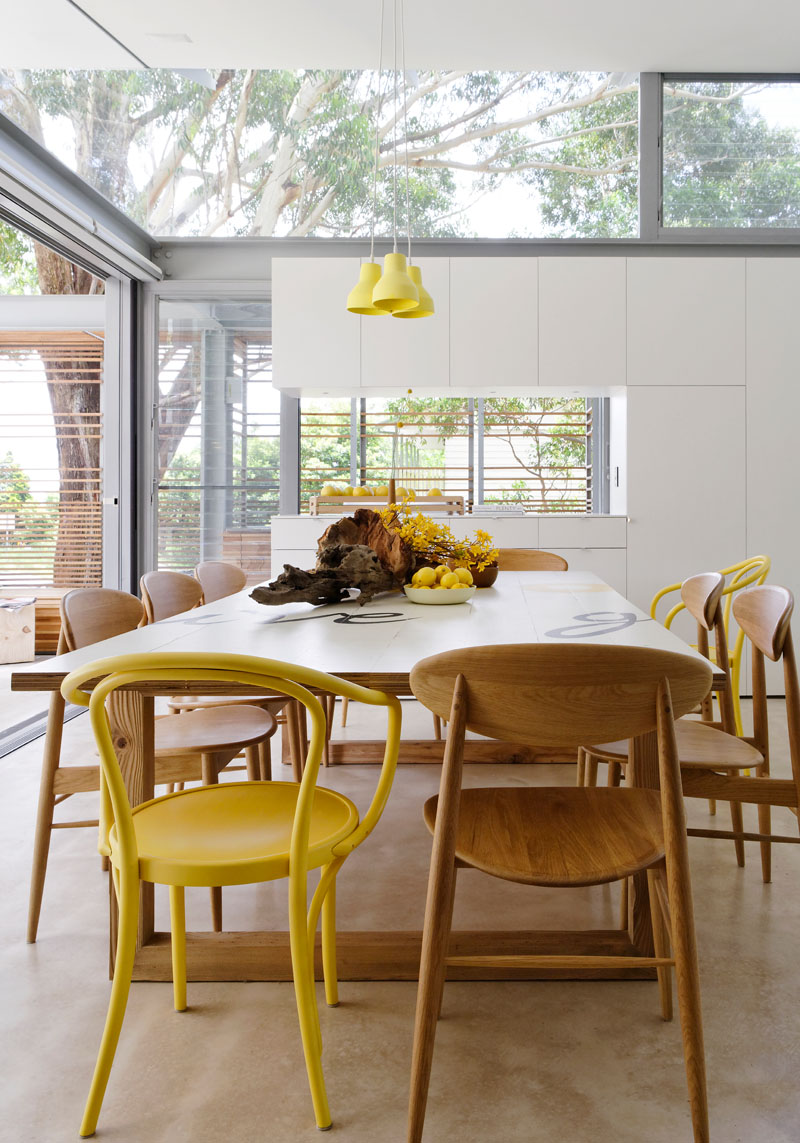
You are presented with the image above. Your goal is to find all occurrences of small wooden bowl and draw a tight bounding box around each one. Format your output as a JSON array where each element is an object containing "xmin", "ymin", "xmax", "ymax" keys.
[{"xmin": 471, "ymin": 565, "xmax": 499, "ymax": 588}]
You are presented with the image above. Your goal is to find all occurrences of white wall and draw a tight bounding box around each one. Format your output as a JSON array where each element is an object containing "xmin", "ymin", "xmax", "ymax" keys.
[{"xmin": 272, "ymin": 254, "xmax": 800, "ymax": 692}]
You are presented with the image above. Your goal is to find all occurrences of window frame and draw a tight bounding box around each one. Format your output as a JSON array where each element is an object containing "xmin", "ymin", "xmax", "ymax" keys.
[{"xmin": 655, "ymin": 72, "xmax": 800, "ymax": 243}]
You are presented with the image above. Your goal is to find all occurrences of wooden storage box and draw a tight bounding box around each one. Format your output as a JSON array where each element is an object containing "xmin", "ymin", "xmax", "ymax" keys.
[
  {"xmin": 308, "ymin": 495, "xmax": 465, "ymax": 516},
  {"xmin": 0, "ymin": 597, "xmax": 35, "ymax": 663}
]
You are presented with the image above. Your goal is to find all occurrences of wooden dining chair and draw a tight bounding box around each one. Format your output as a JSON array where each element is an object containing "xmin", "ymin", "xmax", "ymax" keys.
[
  {"xmin": 194, "ymin": 560, "xmax": 247, "ymax": 602},
  {"xmin": 678, "ymin": 585, "xmax": 800, "ymax": 881},
  {"xmin": 497, "ymin": 547, "xmax": 569, "ymax": 571},
  {"xmin": 26, "ymin": 588, "xmax": 275, "ymax": 942},
  {"xmin": 140, "ymin": 569, "xmax": 204, "ymax": 622},
  {"xmin": 651, "ymin": 555, "xmax": 771, "ymax": 736},
  {"xmin": 407, "ymin": 643, "xmax": 712, "ymax": 1143},
  {"xmin": 153, "ymin": 567, "xmax": 301, "ymax": 777},
  {"xmin": 578, "ymin": 573, "xmax": 764, "ymax": 875},
  {"xmin": 61, "ymin": 650, "xmax": 402, "ymax": 1138}
]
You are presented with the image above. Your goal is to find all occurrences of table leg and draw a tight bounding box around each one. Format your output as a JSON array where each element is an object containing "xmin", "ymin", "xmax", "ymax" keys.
[{"xmin": 627, "ymin": 730, "xmax": 660, "ymax": 958}]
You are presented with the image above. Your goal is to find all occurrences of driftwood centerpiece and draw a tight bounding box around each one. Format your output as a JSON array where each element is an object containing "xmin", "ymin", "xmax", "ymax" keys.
[{"xmin": 250, "ymin": 509, "xmax": 413, "ymax": 608}]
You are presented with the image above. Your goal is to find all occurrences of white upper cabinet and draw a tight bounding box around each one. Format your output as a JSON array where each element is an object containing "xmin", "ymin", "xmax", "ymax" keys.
[
  {"xmin": 360, "ymin": 258, "xmax": 450, "ymax": 390},
  {"xmin": 746, "ymin": 259, "xmax": 800, "ymax": 693},
  {"xmin": 625, "ymin": 385, "xmax": 746, "ymax": 614},
  {"xmin": 272, "ymin": 258, "xmax": 360, "ymax": 393},
  {"xmin": 449, "ymin": 258, "xmax": 538, "ymax": 388},
  {"xmin": 538, "ymin": 258, "xmax": 626, "ymax": 387},
  {"xmin": 627, "ymin": 258, "xmax": 745, "ymax": 386}
]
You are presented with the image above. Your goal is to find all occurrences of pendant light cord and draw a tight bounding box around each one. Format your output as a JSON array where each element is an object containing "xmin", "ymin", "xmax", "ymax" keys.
[
  {"xmin": 401, "ymin": 0, "xmax": 412, "ymax": 263},
  {"xmin": 369, "ymin": 0, "xmax": 386, "ymax": 264},
  {"xmin": 392, "ymin": 0, "xmax": 398, "ymax": 253}
]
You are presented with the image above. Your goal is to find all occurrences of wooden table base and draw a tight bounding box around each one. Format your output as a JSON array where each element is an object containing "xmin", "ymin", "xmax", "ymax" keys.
[{"xmin": 131, "ymin": 929, "xmax": 657, "ymax": 982}]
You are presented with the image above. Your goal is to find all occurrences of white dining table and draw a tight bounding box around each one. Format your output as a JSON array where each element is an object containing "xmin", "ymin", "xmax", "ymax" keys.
[{"xmin": 12, "ymin": 570, "xmax": 724, "ymax": 983}]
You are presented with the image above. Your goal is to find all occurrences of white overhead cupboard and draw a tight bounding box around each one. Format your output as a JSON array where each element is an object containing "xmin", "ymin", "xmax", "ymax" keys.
[{"xmin": 271, "ymin": 254, "xmax": 800, "ymax": 692}]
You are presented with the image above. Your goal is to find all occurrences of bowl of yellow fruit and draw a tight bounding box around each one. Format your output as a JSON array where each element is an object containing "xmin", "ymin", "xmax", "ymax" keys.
[{"xmin": 403, "ymin": 564, "xmax": 476, "ymax": 605}]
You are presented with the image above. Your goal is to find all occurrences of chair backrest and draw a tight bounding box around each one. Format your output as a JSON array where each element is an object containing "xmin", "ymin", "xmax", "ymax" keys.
[
  {"xmin": 61, "ymin": 651, "xmax": 402, "ymax": 873},
  {"xmin": 195, "ymin": 561, "xmax": 247, "ymax": 603},
  {"xmin": 680, "ymin": 572, "xmax": 736, "ymax": 732},
  {"xmin": 652, "ymin": 555, "xmax": 771, "ymax": 631},
  {"xmin": 497, "ymin": 548, "xmax": 569, "ymax": 572},
  {"xmin": 733, "ymin": 586, "xmax": 800, "ymax": 798},
  {"xmin": 140, "ymin": 570, "xmax": 204, "ymax": 624},
  {"xmin": 60, "ymin": 588, "xmax": 144, "ymax": 652},
  {"xmin": 410, "ymin": 643, "xmax": 711, "ymax": 749}
]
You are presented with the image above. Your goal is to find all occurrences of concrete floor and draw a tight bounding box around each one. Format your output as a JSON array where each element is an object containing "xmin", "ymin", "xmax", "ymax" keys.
[{"xmin": 1, "ymin": 697, "xmax": 799, "ymax": 1142}]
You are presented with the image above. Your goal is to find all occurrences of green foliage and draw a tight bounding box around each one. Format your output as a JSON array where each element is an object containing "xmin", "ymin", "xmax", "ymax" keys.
[
  {"xmin": 0, "ymin": 451, "xmax": 32, "ymax": 508},
  {"xmin": 0, "ymin": 224, "xmax": 40, "ymax": 294},
  {"xmin": 663, "ymin": 82, "xmax": 800, "ymax": 227}
]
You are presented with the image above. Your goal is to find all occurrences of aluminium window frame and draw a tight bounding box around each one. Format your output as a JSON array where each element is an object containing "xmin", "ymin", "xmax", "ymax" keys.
[{"xmin": 652, "ymin": 71, "xmax": 800, "ymax": 244}]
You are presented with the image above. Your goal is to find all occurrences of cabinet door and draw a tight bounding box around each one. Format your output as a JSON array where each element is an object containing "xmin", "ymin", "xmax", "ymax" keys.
[
  {"xmin": 746, "ymin": 259, "xmax": 800, "ymax": 693},
  {"xmin": 626, "ymin": 386, "xmax": 746, "ymax": 614},
  {"xmin": 538, "ymin": 257, "xmax": 626, "ymax": 387},
  {"xmin": 450, "ymin": 258, "xmax": 538, "ymax": 388},
  {"xmin": 627, "ymin": 258, "xmax": 745, "ymax": 386},
  {"xmin": 272, "ymin": 258, "xmax": 361, "ymax": 393},
  {"xmin": 360, "ymin": 258, "xmax": 450, "ymax": 390}
]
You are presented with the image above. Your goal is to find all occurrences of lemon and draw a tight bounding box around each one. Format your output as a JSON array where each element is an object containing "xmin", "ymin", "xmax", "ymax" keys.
[
  {"xmin": 321, "ymin": 484, "xmax": 338, "ymax": 497},
  {"xmin": 428, "ymin": 487, "xmax": 442, "ymax": 497},
  {"xmin": 434, "ymin": 565, "xmax": 449, "ymax": 580},
  {"xmin": 454, "ymin": 567, "xmax": 473, "ymax": 585},
  {"xmin": 344, "ymin": 486, "xmax": 354, "ymax": 496},
  {"xmin": 355, "ymin": 486, "xmax": 370, "ymax": 496},
  {"xmin": 432, "ymin": 584, "xmax": 447, "ymax": 589},
  {"xmin": 415, "ymin": 585, "xmax": 432, "ymax": 590},
  {"xmin": 376, "ymin": 485, "xmax": 389, "ymax": 496},
  {"xmin": 396, "ymin": 487, "xmax": 408, "ymax": 498},
  {"xmin": 440, "ymin": 572, "xmax": 459, "ymax": 589},
  {"xmin": 415, "ymin": 566, "xmax": 437, "ymax": 587}
]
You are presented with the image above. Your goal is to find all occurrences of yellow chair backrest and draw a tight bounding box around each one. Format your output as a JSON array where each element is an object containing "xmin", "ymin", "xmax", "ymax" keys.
[
  {"xmin": 650, "ymin": 555, "xmax": 771, "ymax": 735},
  {"xmin": 61, "ymin": 652, "xmax": 402, "ymax": 869}
]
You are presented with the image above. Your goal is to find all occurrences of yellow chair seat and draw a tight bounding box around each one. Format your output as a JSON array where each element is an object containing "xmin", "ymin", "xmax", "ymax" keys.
[{"xmin": 111, "ymin": 781, "xmax": 359, "ymax": 887}]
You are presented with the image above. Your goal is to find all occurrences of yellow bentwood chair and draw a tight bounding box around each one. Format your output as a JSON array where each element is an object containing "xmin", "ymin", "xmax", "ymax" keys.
[
  {"xmin": 61, "ymin": 652, "xmax": 401, "ymax": 1138},
  {"xmin": 650, "ymin": 555, "xmax": 771, "ymax": 736}
]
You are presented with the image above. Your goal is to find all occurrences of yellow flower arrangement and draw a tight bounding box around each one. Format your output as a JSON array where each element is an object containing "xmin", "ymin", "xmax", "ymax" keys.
[{"xmin": 378, "ymin": 503, "xmax": 498, "ymax": 575}]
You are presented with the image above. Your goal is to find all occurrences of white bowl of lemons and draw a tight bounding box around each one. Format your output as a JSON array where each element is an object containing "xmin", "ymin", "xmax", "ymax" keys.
[{"xmin": 403, "ymin": 564, "xmax": 476, "ymax": 605}]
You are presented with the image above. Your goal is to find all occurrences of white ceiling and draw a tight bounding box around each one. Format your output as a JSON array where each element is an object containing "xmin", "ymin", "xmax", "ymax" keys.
[{"xmin": 4, "ymin": 0, "xmax": 799, "ymax": 72}]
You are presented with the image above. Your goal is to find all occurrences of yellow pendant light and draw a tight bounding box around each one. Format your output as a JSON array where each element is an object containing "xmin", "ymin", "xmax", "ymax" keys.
[
  {"xmin": 372, "ymin": 252, "xmax": 419, "ymax": 312},
  {"xmin": 347, "ymin": 261, "xmax": 388, "ymax": 315},
  {"xmin": 392, "ymin": 264, "xmax": 434, "ymax": 318},
  {"xmin": 347, "ymin": 0, "xmax": 433, "ymax": 320}
]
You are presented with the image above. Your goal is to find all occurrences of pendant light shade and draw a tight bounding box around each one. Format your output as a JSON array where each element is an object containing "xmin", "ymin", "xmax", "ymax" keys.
[
  {"xmin": 392, "ymin": 264, "xmax": 434, "ymax": 319},
  {"xmin": 372, "ymin": 252, "xmax": 419, "ymax": 313},
  {"xmin": 347, "ymin": 262, "xmax": 389, "ymax": 315}
]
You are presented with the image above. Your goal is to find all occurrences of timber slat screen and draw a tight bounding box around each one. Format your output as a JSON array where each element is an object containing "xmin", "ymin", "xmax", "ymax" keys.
[
  {"xmin": 300, "ymin": 396, "xmax": 592, "ymax": 513},
  {"xmin": 156, "ymin": 308, "xmax": 278, "ymax": 582},
  {"xmin": 0, "ymin": 330, "xmax": 103, "ymax": 590}
]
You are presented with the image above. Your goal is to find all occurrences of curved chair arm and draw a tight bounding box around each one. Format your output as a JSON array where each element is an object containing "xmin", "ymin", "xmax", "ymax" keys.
[{"xmin": 62, "ymin": 651, "xmax": 403, "ymax": 870}]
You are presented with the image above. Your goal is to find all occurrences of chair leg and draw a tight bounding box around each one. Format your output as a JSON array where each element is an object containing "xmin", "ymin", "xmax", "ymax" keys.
[
  {"xmin": 340, "ymin": 696, "xmax": 349, "ymax": 728},
  {"xmin": 289, "ymin": 871, "xmax": 331, "ymax": 1131},
  {"xmin": 79, "ymin": 868, "xmax": 140, "ymax": 1138},
  {"xmin": 618, "ymin": 875, "xmax": 630, "ymax": 931},
  {"xmin": 408, "ymin": 854, "xmax": 458, "ymax": 1143},
  {"xmin": 756, "ymin": 764, "xmax": 772, "ymax": 883},
  {"xmin": 585, "ymin": 752, "xmax": 599, "ymax": 787},
  {"xmin": 708, "ymin": 799, "xmax": 717, "ymax": 816},
  {"xmin": 322, "ymin": 694, "xmax": 335, "ymax": 768},
  {"xmin": 245, "ymin": 744, "xmax": 260, "ymax": 780},
  {"xmin": 647, "ymin": 868, "xmax": 673, "ymax": 1021},
  {"xmin": 576, "ymin": 747, "xmax": 586, "ymax": 786},
  {"xmin": 321, "ymin": 876, "xmax": 339, "ymax": 1008},
  {"xmin": 730, "ymin": 797, "xmax": 746, "ymax": 867},
  {"xmin": 258, "ymin": 738, "xmax": 272, "ymax": 781},
  {"xmin": 169, "ymin": 885, "xmax": 187, "ymax": 1012},
  {"xmin": 437, "ymin": 868, "xmax": 458, "ymax": 1020},
  {"xmin": 665, "ymin": 857, "xmax": 710, "ymax": 1142},
  {"xmin": 432, "ymin": 715, "xmax": 442, "ymax": 741},
  {"xmin": 201, "ymin": 753, "xmax": 223, "ymax": 932},
  {"xmin": 27, "ymin": 691, "xmax": 66, "ymax": 943},
  {"xmin": 607, "ymin": 760, "xmax": 623, "ymax": 787}
]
